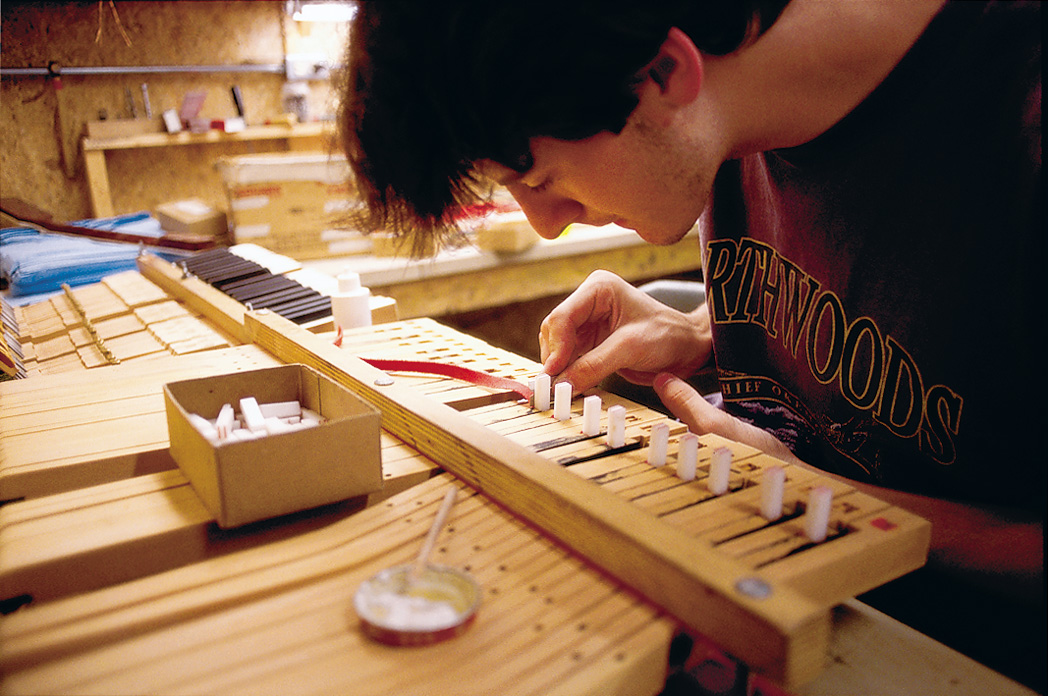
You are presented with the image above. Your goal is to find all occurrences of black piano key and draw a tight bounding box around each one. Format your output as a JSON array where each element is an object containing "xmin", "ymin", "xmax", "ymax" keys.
[
  {"xmin": 182, "ymin": 248, "xmax": 335, "ymax": 325},
  {"xmin": 244, "ymin": 287, "xmax": 315, "ymax": 310},
  {"xmin": 267, "ymin": 294, "xmax": 330, "ymax": 318},
  {"xmin": 225, "ymin": 277, "xmax": 300, "ymax": 302}
]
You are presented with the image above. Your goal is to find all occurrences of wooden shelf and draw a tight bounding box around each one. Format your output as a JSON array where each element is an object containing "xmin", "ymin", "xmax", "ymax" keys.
[
  {"xmin": 82, "ymin": 122, "xmax": 335, "ymax": 218},
  {"xmin": 82, "ymin": 122, "xmax": 332, "ymax": 153}
]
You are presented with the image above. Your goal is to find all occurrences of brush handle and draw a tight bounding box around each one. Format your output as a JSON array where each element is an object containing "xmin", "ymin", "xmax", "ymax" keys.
[{"xmin": 412, "ymin": 488, "xmax": 458, "ymax": 580}]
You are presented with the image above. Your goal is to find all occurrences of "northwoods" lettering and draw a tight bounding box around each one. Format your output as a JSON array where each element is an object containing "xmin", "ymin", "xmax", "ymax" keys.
[{"xmin": 706, "ymin": 238, "xmax": 963, "ymax": 464}]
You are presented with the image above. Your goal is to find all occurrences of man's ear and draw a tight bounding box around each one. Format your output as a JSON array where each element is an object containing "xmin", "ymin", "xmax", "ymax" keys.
[{"xmin": 642, "ymin": 27, "xmax": 703, "ymax": 106}]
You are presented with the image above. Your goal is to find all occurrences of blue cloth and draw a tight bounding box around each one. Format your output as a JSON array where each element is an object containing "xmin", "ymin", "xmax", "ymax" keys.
[{"xmin": 0, "ymin": 212, "xmax": 189, "ymax": 298}]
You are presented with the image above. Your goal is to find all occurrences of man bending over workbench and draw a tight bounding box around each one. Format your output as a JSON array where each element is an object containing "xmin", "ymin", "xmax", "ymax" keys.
[{"xmin": 339, "ymin": 2, "xmax": 1044, "ymax": 690}]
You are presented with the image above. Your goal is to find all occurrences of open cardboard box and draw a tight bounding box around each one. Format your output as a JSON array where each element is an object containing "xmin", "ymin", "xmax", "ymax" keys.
[{"xmin": 164, "ymin": 364, "xmax": 382, "ymax": 528}]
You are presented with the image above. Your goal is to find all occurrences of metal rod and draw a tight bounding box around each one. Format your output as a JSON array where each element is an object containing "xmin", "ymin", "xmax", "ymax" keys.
[{"xmin": 1, "ymin": 64, "xmax": 287, "ymax": 78}]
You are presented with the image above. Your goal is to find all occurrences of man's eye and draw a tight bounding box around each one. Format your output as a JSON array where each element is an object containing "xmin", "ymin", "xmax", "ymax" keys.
[{"xmin": 528, "ymin": 179, "xmax": 551, "ymax": 193}]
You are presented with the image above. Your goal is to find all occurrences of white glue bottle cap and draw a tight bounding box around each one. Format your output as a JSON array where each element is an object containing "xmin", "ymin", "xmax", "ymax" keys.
[{"xmin": 332, "ymin": 269, "xmax": 372, "ymax": 330}]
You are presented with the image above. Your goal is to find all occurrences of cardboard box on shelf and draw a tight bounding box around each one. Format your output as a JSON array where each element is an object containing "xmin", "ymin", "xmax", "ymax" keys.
[
  {"xmin": 216, "ymin": 153, "xmax": 371, "ymax": 260},
  {"xmin": 155, "ymin": 199, "xmax": 229, "ymax": 240},
  {"xmin": 164, "ymin": 363, "xmax": 382, "ymax": 528}
]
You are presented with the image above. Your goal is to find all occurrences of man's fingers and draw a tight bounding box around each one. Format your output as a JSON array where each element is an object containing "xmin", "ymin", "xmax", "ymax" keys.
[
  {"xmin": 552, "ymin": 337, "xmax": 630, "ymax": 393},
  {"xmin": 653, "ymin": 372, "xmax": 717, "ymax": 432},
  {"xmin": 653, "ymin": 373, "xmax": 797, "ymax": 463}
]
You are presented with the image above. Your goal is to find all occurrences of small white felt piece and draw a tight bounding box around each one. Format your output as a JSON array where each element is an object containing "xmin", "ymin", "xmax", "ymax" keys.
[
  {"xmin": 263, "ymin": 416, "xmax": 293, "ymax": 436},
  {"xmin": 677, "ymin": 433, "xmax": 698, "ymax": 481},
  {"xmin": 605, "ymin": 405, "xmax": 626, "ymax": 448},
  {"xmin": 215, "ymin": 403, "xmax": 235, "ymax": 430},
  {"xmin": 760, "ymin": 466, "xmax": 786, "ymax": 521},
  {"xmin": 533, "ymin": 373, "xmax": 551, "ymax": 411},
  {"xmin": 189, "ymin": 413, "xmax": 219, "ymax": 442},
  {"xmin": 553, "ymin": 381, "xmax": 572, "ymax": 421},
  {"xmin": 259, "ymin": 400, "xmax": 301, "ymax": 419},
  {"xmin": 301, "ymin": 408, "xmax": 323, "ymax": 424},
  {"xmin": 708, "ymin": 446, "xmax": 732, "ymax": 496},
  {"xmin": 805, "ymin": 485, "xmax": 834, "ymax": 543},
  {"xmin": 239, "ymin": 397, "xmax": 266, "ymax": 432},
  {"xmin": 582, "ymin": 395, "xmax": 602, "ymax": 436},
  {"xmin": 648, "ymin": 422, "xmax": 669, "ymax": 467}
]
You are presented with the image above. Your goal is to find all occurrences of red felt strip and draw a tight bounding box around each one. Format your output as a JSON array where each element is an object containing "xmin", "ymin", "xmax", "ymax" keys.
[{"xmin": 361, "ymin": 357, "xmax": 533, "ymax": 402}]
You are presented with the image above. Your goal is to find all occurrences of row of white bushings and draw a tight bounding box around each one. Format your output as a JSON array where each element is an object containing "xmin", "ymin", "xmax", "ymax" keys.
[{"xmin": 530, "ymin": 373, "xmax": 834, "ymax": 543}]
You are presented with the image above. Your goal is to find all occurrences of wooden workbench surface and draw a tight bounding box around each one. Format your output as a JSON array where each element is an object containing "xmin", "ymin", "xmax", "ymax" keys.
[{"xmin": 0, "ymin": 267, "xmax": 1037, "ymax": 695}]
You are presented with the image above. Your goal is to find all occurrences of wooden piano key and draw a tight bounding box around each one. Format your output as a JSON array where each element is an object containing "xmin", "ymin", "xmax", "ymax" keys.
[
  {"xmin": 168, "ymin": 333, "xmax": 233, "ymax": 355},
  {"xmin": 32, "ymin": 334, "xmax": 77, "ymax": 361},
  {"xmin": 93, "ymin": 313, "xmax": 146, "ymax": 341},
  {"xmin": 759, "ymin": 501, "xmax": 931, "ymax": 604},
  {"xmin": 76, "ymin": 344, "xmax": 109, "ymax": 369},
  {"xmin": 67, "ymin": 283, "xmax": 127, "ymax": 323},
  {"xmin": 104, "ymin": 331, "xmax": 168, "ymax": 361},
  {"xmin": 31, "ymin": 353, "xmax": 84, "ymax": 375},
  {"xmin": 102, "ymin": 270, "xmax": 170, "ymax": 308},
  {"xmin": 594, "ymin": 458, "xmax": 679, "ymax": 497},
  {"xmin": 133, "ymin": 299, "xmax": 195, "ymax": 325},
  {"xmin": 49, "ymin": 294, "xmax": 83, "ymax": 330}
]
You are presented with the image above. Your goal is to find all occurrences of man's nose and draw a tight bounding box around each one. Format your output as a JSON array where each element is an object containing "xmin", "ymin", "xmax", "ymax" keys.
[{"xmin": 511, "ymin": 190, "xmax": 584, "ymax": 240}]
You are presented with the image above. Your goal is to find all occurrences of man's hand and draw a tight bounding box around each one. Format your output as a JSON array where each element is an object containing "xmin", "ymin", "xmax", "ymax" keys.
[{"xmin": 540, "ymin": 270, "xmax": 713, "ymax": 392}]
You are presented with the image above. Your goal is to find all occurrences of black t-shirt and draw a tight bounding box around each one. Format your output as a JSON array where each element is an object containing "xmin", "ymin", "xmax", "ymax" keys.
[{"xmin": 701, "ymin": 0, "xmax": 1043, "ymax": 511}]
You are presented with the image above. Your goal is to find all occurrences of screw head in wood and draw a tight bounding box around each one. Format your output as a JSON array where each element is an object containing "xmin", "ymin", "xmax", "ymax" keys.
[{"xmin": 734, "ymin": 576, "xmax": 772, "ymax": 599}]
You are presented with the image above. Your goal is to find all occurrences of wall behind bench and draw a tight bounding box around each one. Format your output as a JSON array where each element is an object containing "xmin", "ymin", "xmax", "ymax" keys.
[{"xmin": 2, "ymin": 1, "xmax": 348, "ymax": 222}]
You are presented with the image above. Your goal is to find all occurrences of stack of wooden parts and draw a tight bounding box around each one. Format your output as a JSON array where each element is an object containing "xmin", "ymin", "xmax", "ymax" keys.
[{"xmin": 8, "ymin": 270, "xmax": 235, "ymax": 375}]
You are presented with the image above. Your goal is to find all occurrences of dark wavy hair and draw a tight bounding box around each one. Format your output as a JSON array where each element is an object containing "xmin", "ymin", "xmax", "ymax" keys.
[{"xmin": 340, "ymin": 1, "xmax": 789, "ymax": 247}]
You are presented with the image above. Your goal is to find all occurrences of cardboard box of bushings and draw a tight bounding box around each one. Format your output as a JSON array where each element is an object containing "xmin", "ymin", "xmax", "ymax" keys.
[{"xmin": 164, "ymin": 364, "xmax": 382, "ymax": 528}]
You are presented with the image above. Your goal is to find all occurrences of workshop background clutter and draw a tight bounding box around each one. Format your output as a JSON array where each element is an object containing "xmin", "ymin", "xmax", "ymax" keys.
[{"xmin": 1, "ymin": 1, "xmax": 348, "ymax": 224}]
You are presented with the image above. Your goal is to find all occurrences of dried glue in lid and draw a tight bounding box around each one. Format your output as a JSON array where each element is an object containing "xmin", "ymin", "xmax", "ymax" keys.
[{"xmin": 354, "ymin": 564, "xmax": 481, "ymax": 646}]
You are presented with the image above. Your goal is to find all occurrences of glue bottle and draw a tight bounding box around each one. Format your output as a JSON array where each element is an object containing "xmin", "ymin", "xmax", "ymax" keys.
[{"xmin": 332, "ymin": 270, "xmax": 371, "ymax": 330}]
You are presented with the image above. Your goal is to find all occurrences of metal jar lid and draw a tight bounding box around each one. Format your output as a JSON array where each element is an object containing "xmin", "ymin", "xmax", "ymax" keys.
[{"xmin": 354, "ymin": 564, "xmax": 481, "ymax": 646}]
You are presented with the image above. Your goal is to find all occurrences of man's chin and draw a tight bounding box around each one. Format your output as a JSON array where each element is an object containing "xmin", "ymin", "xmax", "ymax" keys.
[{"xmin": 633, "ymin": 223, "xmax": 694, "ymax": 246}]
